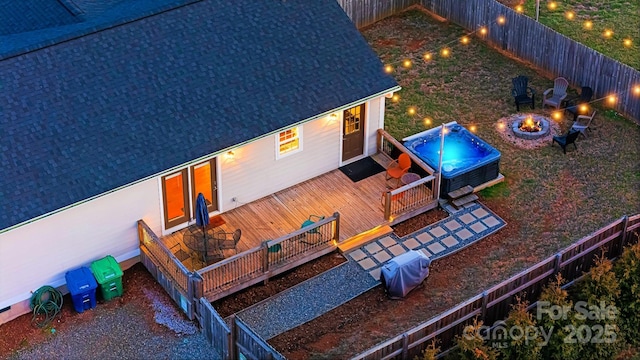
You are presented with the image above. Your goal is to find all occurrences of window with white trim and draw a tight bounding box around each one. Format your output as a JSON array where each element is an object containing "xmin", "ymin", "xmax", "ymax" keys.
[{"xmin": 276, "ymin": 126, "xmax": 302, "ymax": 158}]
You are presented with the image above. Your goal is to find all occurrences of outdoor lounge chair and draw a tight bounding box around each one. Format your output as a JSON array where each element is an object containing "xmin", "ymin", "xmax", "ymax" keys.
[
  {"xmin": 564, "ymin": 86, "xmax": 593, "ymax": 121},
  {"xmin": 386, "ymin": 153, "xmax": 411, "ymax": 187},
  {"xmin": 570, "ymin": 110, "xmax": 596, "ymax": 138},
  {"xmin": 511, "ymin": 75, "xmax": 535, "ymax": 111},
  {"xmin": 542, "ymin": 77, "xmax": 569, "ymax": 109},
  {"xmin": 552, "ymin": 129, "xmax": 580, "ymax": 154}
]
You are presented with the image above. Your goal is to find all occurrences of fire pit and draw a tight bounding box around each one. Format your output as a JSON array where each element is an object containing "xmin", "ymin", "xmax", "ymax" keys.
[{"xmin": 511, "ymin": 114, "xmax": 550, "ymax": 140}]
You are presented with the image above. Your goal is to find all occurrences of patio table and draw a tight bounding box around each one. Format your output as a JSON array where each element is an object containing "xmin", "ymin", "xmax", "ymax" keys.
[{"xmin": 183, "ymin": 225, "xmax": 223, "ymax": 264}]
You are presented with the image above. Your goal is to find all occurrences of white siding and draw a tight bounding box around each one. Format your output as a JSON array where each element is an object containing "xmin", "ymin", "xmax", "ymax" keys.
[
  {"xmin": 0, "ymin": 178, "xmax": 160, "ymax": 309},
  {"xmin": 219, "ymin": 114, "xmax": 342, "ymax": 211},
  {"xmin": 366, "ymin": 96, "xmax": 385, "ymax": 155}
]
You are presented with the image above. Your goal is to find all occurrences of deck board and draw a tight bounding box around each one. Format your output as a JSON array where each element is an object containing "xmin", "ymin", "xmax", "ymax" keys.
[{"xmin": 161, "ymin": 167, "xmax": 392, "ymax": 267}]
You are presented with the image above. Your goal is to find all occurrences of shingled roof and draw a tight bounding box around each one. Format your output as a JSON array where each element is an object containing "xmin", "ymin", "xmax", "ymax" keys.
[{"xmin": 0, "ymin": 0, "xmax": 398, "ymax": 231}]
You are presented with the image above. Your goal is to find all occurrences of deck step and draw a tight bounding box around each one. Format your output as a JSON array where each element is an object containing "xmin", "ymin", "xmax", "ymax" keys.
[
  {"xmin": 338, "ymin": 225, "xmax": 393, "ymax": 253},
  {"xmin": 452, "ymin": 193, "xmax": 479, "ymax": 208},
  {"xmin": 448, "ymin": 185, "xmax": 474, "ymax": 199}
]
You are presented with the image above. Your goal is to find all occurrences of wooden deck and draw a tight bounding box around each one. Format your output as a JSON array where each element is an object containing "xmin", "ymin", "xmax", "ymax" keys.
[{"xmin": 162, "ymin": 162, "xmax": 392, "ymax": 268}]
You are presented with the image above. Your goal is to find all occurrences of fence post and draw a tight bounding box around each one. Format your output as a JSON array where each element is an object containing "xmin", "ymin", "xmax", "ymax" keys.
[
  {"xmin": 384, "ymin": 191, "xmax": 392, "ymax": 220},
  {"xmin": 262, "ymin": 242, "xmax": 270, "ymax": 285},
  {"xmin": 553, "ymin": 252, "xmax": 563, "ymax": 275},
  {"xmin": 333, "ymin": 212, "xmax": 341, "ymax": 243},
  {"xmin": 402, "ymin": 333, "xmax": 409, "ymax": 359},
  {"xmin": 619, "ymin": 215, "xmax": 629, "ymax": 255},
  {"xmin": 228, "ymin": 314, "xmax": 236, "ymax": 360},
  {"xmin": 481, "ymin": 291, "xmax": 488, "ymax": 320}
]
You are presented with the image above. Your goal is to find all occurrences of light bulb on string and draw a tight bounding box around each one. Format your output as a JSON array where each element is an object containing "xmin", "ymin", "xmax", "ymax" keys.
[
  {"xmin": 469, "ymin": 125, "xmax": 477, "ymax": 132},
  {"xmin": 608, "ymin": 95, "xmax": 617, "ymax": 105},
  {"xmin": 603, "ymin": 29, "xmax": 614, "ymax": 39},
  {"xmin": 583, "ymin": 20, "xmax": 593, "ymax": 30},
  {"xmin": 547, "ymin": 1, "xmax": 557, "ymax": 10},
  {"xmin": 579, "ymin": 104, "xmax": 589, "ymax": 113},
  {"xmin": 565, "ymin": 11, "xmax": 575, "ymax": 20},
  {"xmin": 497, "ymin": 16, "xmax": 506, "ymax": 25},
  {"xmin": 479, "ymin": 27, "xmax": 488, "ymax": 36},
  {"xmin": 515, "ymin": 5, "xmax": 523, "ymax": 13},
  {"xmin": 403, "ymin": 59, "xmax": 412, "ymax": 68},
  {"xmin": 623, "ymin": 38, "xmax": 633, "ymax": 48},
  {"xmin": 423, "ymin": 117, "xmax": 432, "ymax": 126},
  {"xmin": 552, "ymin": 111, "xmax": 562, "ymax": 120},
  {"xmin": 634, "ymin": 85, "xmax": 640, "ymax": 96},
  {"xmin": 440, "ymin": 48, "xmax": 451, "ymax": 57},
  {"xmin": 497, "ymin": 122, "xmax": 506, "ymax": 131},
  {"xmin": 460, "ymin": 36, "xmax": 470, "ymax": 45},
  {"xmin": 423, "ymin": 52, "xmax": 432, "ymax": 61},
  {"xmin": 384, "ymin": 65, "xmax": 394, "ymax": 73},
  {"xmin": 392, "ymin": 94, "xmax": 400, "ymax": 103},
  {"xmin": 407, "ymin": 107, "xmax": 416, "ymax": 116}
]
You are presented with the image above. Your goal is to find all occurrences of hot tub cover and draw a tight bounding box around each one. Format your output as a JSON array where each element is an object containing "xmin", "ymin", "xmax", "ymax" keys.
[{"xmin": 380, "ymin": 250, "xmax": 431, "ymax": 299}]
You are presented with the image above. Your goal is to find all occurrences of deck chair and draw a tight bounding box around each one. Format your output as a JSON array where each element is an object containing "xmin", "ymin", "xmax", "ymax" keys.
[
  {"xmin": 217, "ymin": 229, "xmax": 241, "ymax": 254},
  {"xmin": 570, "ymin": 110, "xmax": 596, "ymax": 138},
  {"xmin": 542, "ymin": 77, "xmax": 569, "ymax": 109},
  {"xmin": 511, "ymin": 75, "xmax": 535, "ymax": 111},
  {"xmin": 170, "ymin": 243, "xmax": 190, "ymax": 262},
  {"xmin": 565, "ymin": 86, "xmax": 593, "ymax": 121},
  {"xmin": 552, "ymin": 129, "xmax": 580, "ymax": 154},
  {"xmin": 386, "ymin": 153, "xmax": 411, "ymax": 187}
]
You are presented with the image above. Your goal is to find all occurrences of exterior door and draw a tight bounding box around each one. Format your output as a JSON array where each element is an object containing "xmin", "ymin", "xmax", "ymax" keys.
[
  {"xmin": 342, "ymin": 104, "xmax": 365, "ymax": 161},
  {"xmin": 191, "ymin": 158, "xmax": 218, "ymax": 214},
  {"xmin": 161, "ymin": 169, "xmax": 190, "ymax": 229}
]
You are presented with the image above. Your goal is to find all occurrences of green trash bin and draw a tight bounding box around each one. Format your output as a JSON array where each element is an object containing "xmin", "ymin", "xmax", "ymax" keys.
[{"xmin": 90, "ymin": 255, "xmax": 123, "ymax": 301}]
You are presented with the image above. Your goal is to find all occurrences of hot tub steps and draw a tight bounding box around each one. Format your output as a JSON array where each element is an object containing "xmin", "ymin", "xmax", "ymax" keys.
[
  {"xmin": 447, "ymin": 185, "xmax": 478, "ymax": 209},
  {"xmin": 447, "ymin": 185, "xmax": 474, "ymax": 199},
  {"xmin": 452, "ymin": 193, "xmax": 478, "ymax": 208}
]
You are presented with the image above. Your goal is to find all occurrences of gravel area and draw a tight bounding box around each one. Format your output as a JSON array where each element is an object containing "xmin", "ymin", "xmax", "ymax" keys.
[
  {"xmin": 2, "ymin": 264, "xmax": 218, "ymax": 360},
  {"xmin": 237, "ymin": 260, "xmax": 379, "ymax": 340}
]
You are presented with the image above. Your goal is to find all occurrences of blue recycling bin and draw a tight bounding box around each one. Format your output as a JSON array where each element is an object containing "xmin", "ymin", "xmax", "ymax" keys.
[{"xmin": 65, "ymin": 266, "xmax": 98, "ymax": 313}]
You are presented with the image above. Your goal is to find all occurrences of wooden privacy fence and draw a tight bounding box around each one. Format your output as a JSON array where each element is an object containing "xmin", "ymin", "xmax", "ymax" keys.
[
  {"xmin": 235, "ymin": 316, "xmax": 285, "ymax": 360},
  {"xmin": 198, "ymin": 298, "xmax": 232, "ymax": 359},
  {"xmin": 352, "ymin": 214, "xmax": 640, "ymax": 359},
  {"xmin": 418, "ymin": 0, "xmax": 640, "ymax": 122},
  {"xmin": 138, "ymin": 220, "xmax": 195, "ymax": 319},
  {"xmin": 336, "ymin": 0, "xmax": 418, "ymax": 28},
  {"xmin": 195, "ymin": 213, "xmax": 340, "ymax": 302}
]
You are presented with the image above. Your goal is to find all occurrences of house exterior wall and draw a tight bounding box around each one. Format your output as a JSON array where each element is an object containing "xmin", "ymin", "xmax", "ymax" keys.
[
  {"xmin": 218, "ymin": 97, "xmax": 385, "ymax": 213},
  {"xmin": 0, "ymin": 178, "xmax": 161, "ymax": 314}
]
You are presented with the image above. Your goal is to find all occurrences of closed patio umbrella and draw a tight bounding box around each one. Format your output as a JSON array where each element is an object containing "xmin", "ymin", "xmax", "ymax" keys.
[{"xmin": 195, "ymin": 193, "xmax": 209, "ymax": 263}]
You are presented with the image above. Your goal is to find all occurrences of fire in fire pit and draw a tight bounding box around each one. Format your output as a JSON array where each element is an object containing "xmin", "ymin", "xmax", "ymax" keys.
[
  {"xmin": 519, "ymin": 115, "xmax": 542, "ymax": 132},
  {"xmin": 510, "ymin": 114, "xmax": 551, "ymax": 140}
]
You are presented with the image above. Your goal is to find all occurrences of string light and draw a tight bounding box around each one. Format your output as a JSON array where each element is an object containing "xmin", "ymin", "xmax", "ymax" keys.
[
  {"xmin": 392, "ymin": 94, "xmax": 400, "ymax": 103},
  {"xmin": 469, "ymin": 125, "xmax": 477, "ymax": 132},
  {"xmin": 623, "ymin": 38, "xmax": 633, "ymax": 48},
  {"xmin": 497, "ymin": 122, "xmax": 506, "ymax": 130},
  {"xmin": 603, "ymin": 29, "xmax": 614, "ymax": 39},
  {"xmin": 423, "ymin": 52, "xmax": 432, "ymax": 61},
  {"xmin": 440, "ymin": 48, "xmax": 450, "ymax": 57},
  {"xmin": 403, "ymin": 59, "xmax": 412, "ymax": 68},
  {"xmin": 552, "ymin": 111, "xmax": 562, "ymax": 120},
  {"xmin": 608, "ymin": 95, "xmax": 617, "ymax": 105},
  {"xmin": 407, "ymin": 107, "xmax": 416, "ymax": 115},
  {"xmin": 515, "ymin": 5, "xmax": 523, "ymax": 13},
  {"xmin": 583, "ymin": 20, "xmax": 593, "ymax": 30},
  {"xmin": 634, "ymin": 86, "xmax": 640, "ymax": 95},
  {"xmin": 564, "ymin": 11, "xmax": 575, "ymax": 20},
  {"xmin": 497, "ymin": 16, "xmax": 506, "ymax": 25},
  {"xmin": 385, "ymin": 65, "xmax": 394, "ymax": 73},
  {"xmin": 479, "ymin": 27, "xmax": 488, "ymax": 36},
  {"xmin": 579, "ymin": 104, "xmax": 589, "ymax": 113},
  {"xmin": 547, "ymin": 2, "xmax": 557, "ymax": 10},
  {"xmin": 460, "ymin": 36, "xmax": 470, "ymax": 45},
  {"xmin": 423, "ymin": 117, "xmax": 432, "ymax": 126}
]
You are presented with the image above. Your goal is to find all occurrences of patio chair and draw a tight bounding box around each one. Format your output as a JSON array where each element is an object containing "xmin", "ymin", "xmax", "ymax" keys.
[
  {"xmin": 386, "ymin": 153, "xmax": 411, "ymax": 187},
  {"xmin": 511, "ymin": 75, "xmax": 535, "ymax": 111},
  {"xmin": 565, "ymin": 86, "xmax": 593, "ymax": 121},
  {"xmin": 217, "ymin": 229, "xmax": 242, "ymax": 254},
  {"xmin": 542, "ymin": 77, "xmax": 569, "ymax": 109},
  {"xmin": 570, "ymin": 110, "xmax": 596, "ymax": 138},
  {"xmin": 552, "ymin": 129, "xmax": 580, "ymax": 154},
  {"xmin": 301, "ymin": 215, "xmax": 324, "ymax": 232},
  {"xmin": 169, "ymin": 243, "xmax": 190, "ymax": 262}
]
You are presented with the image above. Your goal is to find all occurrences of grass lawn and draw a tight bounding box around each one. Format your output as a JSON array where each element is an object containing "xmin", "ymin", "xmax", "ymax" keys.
[
  {"xmin": 366, "ymin": 10, "xmax": 640, "ymax": 254},
  {"xmin": 518, "ymin": 0, "xmax": 640, "ymax": 70}
]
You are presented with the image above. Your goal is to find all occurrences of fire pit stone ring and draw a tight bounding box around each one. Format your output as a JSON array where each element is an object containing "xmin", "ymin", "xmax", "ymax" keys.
[{"xmin": 511, "ymin": 114, "xmax": 551, "ymax": 140}]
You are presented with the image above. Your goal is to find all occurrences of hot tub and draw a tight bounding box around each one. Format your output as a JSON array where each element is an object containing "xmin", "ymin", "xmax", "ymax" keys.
[{"xmin": 403, "ymin": 122, "xmax": 501, "ymax": 195}]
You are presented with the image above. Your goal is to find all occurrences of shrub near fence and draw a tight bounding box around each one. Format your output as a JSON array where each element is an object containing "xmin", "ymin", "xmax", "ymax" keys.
[
  {"xmin": 418, "ymin": 0, "xmax": 640, "ymax": 122},
  {"xmin": 351, "ymin": 214, "xmax": 640, "ymax": 360}
]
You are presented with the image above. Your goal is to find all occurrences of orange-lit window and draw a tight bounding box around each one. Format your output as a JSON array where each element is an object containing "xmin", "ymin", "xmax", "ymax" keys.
[
  {"xmin": 191, "ymin": 160, "xmax": 216, "ymax": 213},
  {"xmin": 277, "ymin": 126, "xmax": 302, "ymax": 158},
  {"xmin": 161, "ymin": 169, "xmax": 189, "ymax": 228}
]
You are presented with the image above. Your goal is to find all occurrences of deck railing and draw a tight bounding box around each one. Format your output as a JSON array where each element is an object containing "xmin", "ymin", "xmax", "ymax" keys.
[
  {"xmin": 378, "ymin": 129, "xmax": 440, "ymax": 222},
  {"xmin": 196, "ymin": 213, "xmax": 340, "ymax": 302},
  {"xmin": 138, "ymin": 220, "xmax": 195, "ymax": 319}
]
